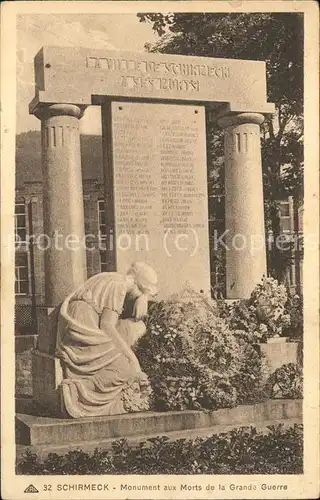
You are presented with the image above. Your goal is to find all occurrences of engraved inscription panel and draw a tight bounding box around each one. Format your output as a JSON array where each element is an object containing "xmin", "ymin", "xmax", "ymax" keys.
[
  {"xmin": 110, "ymin": 102, "xmax": 211, "ymax": 299},
  {"xmin": 32, "ymin": 46, "xmax": 274, "ymax": 113}
]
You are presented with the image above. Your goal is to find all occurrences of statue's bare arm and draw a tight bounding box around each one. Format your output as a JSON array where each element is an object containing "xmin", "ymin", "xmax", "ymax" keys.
[{"xmin": 100, "ymin": 308, "xmax": 141, "ymax": 371}]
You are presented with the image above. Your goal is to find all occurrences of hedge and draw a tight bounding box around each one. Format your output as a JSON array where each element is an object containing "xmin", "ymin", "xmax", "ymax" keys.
[{"xmin": 17, "ymin": 423, "xmax": 303, "ymax": 475}]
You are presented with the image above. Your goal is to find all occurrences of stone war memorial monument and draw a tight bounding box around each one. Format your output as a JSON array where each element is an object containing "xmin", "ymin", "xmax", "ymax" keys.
[{"xmin": 16, "ymin": 45, "xmax": 300, "ymax": 453}]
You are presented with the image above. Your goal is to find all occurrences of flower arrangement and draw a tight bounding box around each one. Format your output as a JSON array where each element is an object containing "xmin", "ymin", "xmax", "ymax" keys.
[
  {"xmin": 266, "ymin": 363, "xmax": 303, "ymax": 399},
  {"xmin": 135, "ymin": 287, "xmax": 267, "ymax": 411},
  {"xmin": 121, "ymin": 372, "xmax": 153, "ymax": 413},
  {"xmin": 251, "ymin": 277, "xmax": 290, "ymax": 338},
  {"xmin": 219, "ymin": 277, "xmax": 293, "ymax": 342},
  {"xmin": 219, "ymin": 300, "xmax": 263, "ymax": 343},
  {"xmin": 133, "ymin": 279, "xmax": 303, "ymax": 412},
  {"xmin": 229, "ymin": 343, "xmax": 270, "ymax": 404}
]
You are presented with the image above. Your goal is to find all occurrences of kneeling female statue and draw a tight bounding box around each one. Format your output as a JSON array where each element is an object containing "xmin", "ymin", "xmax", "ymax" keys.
[{"xmin": 55, "ymin": 262, "xmax": 158, "ymax": 418}]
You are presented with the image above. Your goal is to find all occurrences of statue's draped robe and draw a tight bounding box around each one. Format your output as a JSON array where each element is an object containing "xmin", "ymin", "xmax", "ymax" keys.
[{"xmin": 56, "ymin": 273, "xmax": 137, "ymax": 418}]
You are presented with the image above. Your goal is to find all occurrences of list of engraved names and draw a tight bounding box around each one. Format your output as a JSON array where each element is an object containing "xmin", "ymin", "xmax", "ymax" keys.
[
  {"xmin": 110, "ymin": 101, "xmax": 211, "ymax": 297},
  {"xmin": 112, "ymin": 103, "xmax": 207, "ymax": 236}
]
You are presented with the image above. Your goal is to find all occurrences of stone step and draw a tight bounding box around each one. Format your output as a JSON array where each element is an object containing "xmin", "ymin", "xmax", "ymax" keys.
[
  {"xmin": 16, "ymin": 399, "xmax": 302, "ymax": 447},
  {"xmin": 16, "ymin": 416, "xmax": 302, "ymax": 462}
]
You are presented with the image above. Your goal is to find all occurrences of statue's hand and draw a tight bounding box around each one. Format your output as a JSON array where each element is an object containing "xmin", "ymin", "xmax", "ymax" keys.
[
  {"xmin": 133, "ymin": 294, "xmax": 149, "ymax": 320},
  {"xmin": 135, "ymin": 371, "xmax": 148, "ymax": 383}
]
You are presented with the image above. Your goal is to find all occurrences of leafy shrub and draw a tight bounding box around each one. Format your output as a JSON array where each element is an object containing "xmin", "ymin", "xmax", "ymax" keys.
[
  {"xmin": 283, "ymin": 294, "xmax": 303, "ymax": 340},
  {"xmin": 135, "ymin": 288, "xmax": 267, "ymax": 410},
  {"xmin": 17, "ymin": 424, "xmax": 303, "ymax": 475}
]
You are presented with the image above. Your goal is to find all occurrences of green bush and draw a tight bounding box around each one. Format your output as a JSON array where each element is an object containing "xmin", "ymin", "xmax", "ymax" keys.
[
  {"xmin": 283, "ymin": 294, "xmax": 303, "ymax": 340},
  {"xmin": 17, "ymin": 424, "xmax": 303, "ymax": 475}
]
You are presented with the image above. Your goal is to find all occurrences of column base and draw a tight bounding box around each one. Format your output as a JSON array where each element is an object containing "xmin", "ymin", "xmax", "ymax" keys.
[
  {"xmin": 33, "ymin": 305, "xmax": 64, "ymax": 416},
  {"xmin": 32, "ymin": 350, "xmax": 64, "ymax": 416},
  {"xmin": 36, "ymin": 305, "xmax": 60, "ymax": 355}
]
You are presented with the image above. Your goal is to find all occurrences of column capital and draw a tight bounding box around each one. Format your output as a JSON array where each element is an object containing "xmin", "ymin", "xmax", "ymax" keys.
[
  {"xmin": 30, "ymin": 102, "xmax": 86, "ymax": 120},
  {"xmin": 217, "ymin": 112, "xmax": 265, "ymax": 129}
]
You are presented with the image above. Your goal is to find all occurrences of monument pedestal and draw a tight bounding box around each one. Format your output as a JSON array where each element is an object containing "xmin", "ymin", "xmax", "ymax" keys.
[
  {"xmin": 256, "ymin": 340, "xmax": 300, "ymax": 382},
  {"xmin": 36, "ymin": 306, "xmax": 60, "ymax": 353},
  {"xmin": 32, "ymin": 350, "xmax": 63, "ymax": 416},
  {"xmin": 32, "ymin": 306, "xmax": 64, "ymax": 416},
  {"xmin": 261, "ymin": 340, "xmax": 299, "ymax": 373},
  {"xmin": 16, "ymin": 399, "xmax": 302, "ymax": 459}
]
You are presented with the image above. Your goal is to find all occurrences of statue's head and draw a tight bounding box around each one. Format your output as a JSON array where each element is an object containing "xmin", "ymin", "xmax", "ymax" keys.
[{"xmin": 127, "ymin": 261, "xmax": 158, "ymax": 298}]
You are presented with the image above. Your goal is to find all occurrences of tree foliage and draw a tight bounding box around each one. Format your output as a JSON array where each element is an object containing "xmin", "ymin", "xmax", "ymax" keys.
[{"xmin": 138, "ymin": 13, "xmax": 304, "ymax": 288}]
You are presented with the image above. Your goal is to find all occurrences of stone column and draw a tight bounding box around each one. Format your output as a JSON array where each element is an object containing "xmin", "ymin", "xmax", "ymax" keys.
[
  {"xmin": 217, "ymin": 112, "xmax": 267, "ymax": 299},
  {"xmin": 30, "ymin": 104, "xmax": 87, "ymax": 414},
  {"xmin": 34, "ymin": 104, "xmax": 87, "ymax": 305}
]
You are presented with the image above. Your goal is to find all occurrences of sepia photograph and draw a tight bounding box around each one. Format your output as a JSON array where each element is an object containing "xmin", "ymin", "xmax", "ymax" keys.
[{"xmin": 1, "ymin": 1, "xmax": 319, "ymax": 499}]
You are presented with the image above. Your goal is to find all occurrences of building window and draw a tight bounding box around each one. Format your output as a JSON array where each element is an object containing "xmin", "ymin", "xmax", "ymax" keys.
[
  {"xmin": 97, "ymin": 200, "xmax": 106, "ymax": 238},
  {"xmin": 279, "ymin": 201, "xmax": 291, "ymax": 233},
  {"xmin": 98, "ymin": 200, "xmax": 108, "ymax": 272},
  {"xmin": 100, "ymin": 250, "xmax": 108, "ymax": 272},
  {"xmin": 83, "ymin": 196, "xmax": 91, "ymax": 236},
  {"xmin": 15, "ymin": 252, "xmax": 29, "ymax": 295},
  {"xmin": 279, "ymin": 201, "xmax": 290, "ymax": 217},
  {"xmin": 208, "ymin": 194, "xmax": 224, "ymax": 224},
  {"xmin": 15, "ymin": 202, "xmax": 27, "ymax": 243}
]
